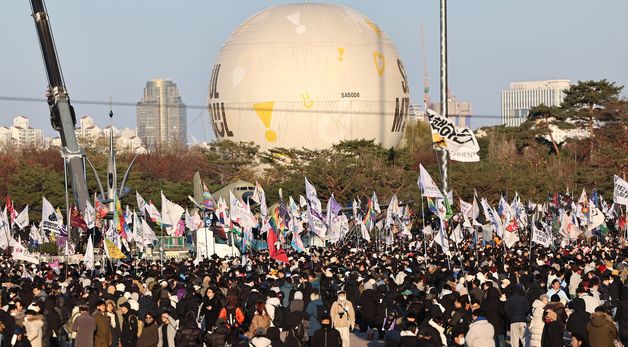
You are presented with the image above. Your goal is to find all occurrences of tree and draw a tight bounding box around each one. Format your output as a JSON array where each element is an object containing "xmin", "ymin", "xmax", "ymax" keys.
[
  {"xmin": 528, "ymin": 104, "xmax": 564, "ymax": 155},
  {"xmin": 562, "ymin": 80, "xmax": 623, "ymax": 161}
]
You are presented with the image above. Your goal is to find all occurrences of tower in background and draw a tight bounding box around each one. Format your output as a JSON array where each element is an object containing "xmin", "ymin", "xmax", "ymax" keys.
[{"xmin": 136, "ymin": 79, "xmax": 187, "ymax": 149}]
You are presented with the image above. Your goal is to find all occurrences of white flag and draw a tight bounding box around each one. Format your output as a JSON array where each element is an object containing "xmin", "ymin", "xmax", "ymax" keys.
[
  {"xmin": 161, "ymin": 192, "xmax": 184, "ymax": 236},
  {"xmin": 252, "ymin": 182, "xmax": 268, "ymax": 217},
  {"xmin": 417, "ymin": 164, "xmax": 444, "ymax": 198},
  {"xmin": 359, "ymin": 220, "xmax": 371, "ymax": 242},
  {"xmin": 84, "ymin": 235, "xmax": 95, "ymax": 270},
  {"xmin": 305, "ymin": 177, "xmax": 327, "ymax": 237},
  {"xmin": 614, "ymin": 175, "xmax": 628, "ymax": 205},
  {"xmin": 435, "ymin": 218, "xmax": 449, "ymax": 253},
  {"xmin": 41, "ymin": 197, "xmax": 63, "ymax": 234},
  {"xmin": 141, "ymin": 218, "xmax": 158, "ymax": 245},
  {"xmin": 452, "ymin": 223, "xmax": 464, "ymax": 245},
  {"xmin": 481, "ymin": 198, "xmax": 503, "ymax": 237},
  {"xmin": 84, "ymin": 200, "xmax": 95, "ymax": 229},
  {"xmin": 136, "ymin": 191, "xmax": 147, "ymax": 214},
  {"xmin": 531, "ymin": 222, "xmax": 551, "ymax": 248},
  {"xmin": 14, "ymin": 205, "xmax": 29, "ymax": 229},
  {"xmin": 426, "ymin": 108, "xmax": 480, "ymax": 162},
  {"xmin": 385, "ymin": 195, "xmax": 399, "ymax": 228},
  {"xmin": 459, "ymin": 199, "xmax": 473, "ymax": 222},
  {"xmin": 229, "ymin": 191, "xmax": 256, "ymax": 228}
]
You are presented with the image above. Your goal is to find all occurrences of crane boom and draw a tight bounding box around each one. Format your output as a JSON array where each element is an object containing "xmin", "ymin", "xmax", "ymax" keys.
[{"xmin": 30, "ymin": 0, "xmax": 89, "ymax": 215}]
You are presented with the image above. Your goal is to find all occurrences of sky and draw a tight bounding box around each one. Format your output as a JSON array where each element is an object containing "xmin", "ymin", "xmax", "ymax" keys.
[{"xmin": 1, "ymin": 0, "xmax": 626, "ymax": 143}]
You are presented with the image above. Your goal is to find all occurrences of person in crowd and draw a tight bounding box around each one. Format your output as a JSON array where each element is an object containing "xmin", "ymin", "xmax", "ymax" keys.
[
  {"xmin": 174, "ymin": 311, "xmax": 202, "ymax": 347},
  {"xmin": 331, "ymin": 289, "xmax": 355, "ymax": 347},
  {"xmin": 465, "ymin": 308, "xmax": 494, "ymax": 347},
  {"xmin": 119, "ymin": 301, "xmax": 140, "ymax": 347},
  {"xmin": 245, "ymin": 301, "xmax": 271, "ymax": 339},
  {"xmin": 505, "ymin": 285, "xmax": 529, "ymax": 347},
  {"xmin": 312, "ymin": 315, "xmax": 342, "ymax": 347},
  {"xmin": 566, "ymin": 297, "xmax": 591, "ymax": 346},
  {"xmin": 137, "ymin": 311, "xmax": 159, "ymax": 347},
  {"xmin": 92, "ymin": 299, "xmax": 112, "ymax": 347},
  {"xmin": 22, "ymin": 309, "xmax": 43, "ymax": 347},
  {"xmin": 587, "ymin": 307, "xmax": 618, "ymax": 347},
  {"xmin": 158, "ymin": 311, "xmax": 178, "ymax": 347},
  {"xmin": 71, "ymin": 305, "xmax": 95, "ymax": 347}
]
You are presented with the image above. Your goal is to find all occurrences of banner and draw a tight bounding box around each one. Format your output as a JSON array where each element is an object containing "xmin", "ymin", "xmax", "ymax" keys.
[
  {"xmin": 41, "ymin": 197, "xmax": 63, "ymax": 235},
  {"xmin": 14, "ymin": 205, "xmax": 29, "ymax": 229},
  {"xmin": 426, "ymin": 109, "xmax": 480, "ymax": 162},
  {"xmin": 532, "ymin": 223, "xmax": 551, "ymax": 247},
  {"xmin": 84, "ymin": 235, "xmax": 94, "ymax": 270},
  {"xmin": 305, "ymin": 177, "xmax": 327, "ymax": 237},
  {"xmin": 614, "ymin": 175, "xmax": 628, "ymax": 205},
  {"xmin": 417, "ymin": 164, "xmax": 444, "ymax": 199}
]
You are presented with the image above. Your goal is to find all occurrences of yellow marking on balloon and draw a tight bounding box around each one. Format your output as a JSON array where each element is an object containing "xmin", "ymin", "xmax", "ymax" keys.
[
  {"xmin": 365, "ymin": 19, "xmax": 382, "ymax": 37},
  {"xmin": 253, "ymin": 101, "xmax": 277, "ymax": 142},
  {"xmin": 338, "ymin": 47, "xmax": 345, "ymax": 61},
  {"xmin": 301, "ymin": 93, "xmax": 314, "ymax": 108},
  {"xmin": 373, "ymin": 51, "xmax": 385, "ymax": 76}
]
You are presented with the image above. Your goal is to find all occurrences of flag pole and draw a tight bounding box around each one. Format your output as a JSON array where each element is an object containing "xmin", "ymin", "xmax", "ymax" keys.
[
  {"xmin": 421, "ymin": 195, "xmax": 427, "ymax": 268},
  {"xmin": 438, "ymin": 0, "xmax": 449, "ymax": 196}
]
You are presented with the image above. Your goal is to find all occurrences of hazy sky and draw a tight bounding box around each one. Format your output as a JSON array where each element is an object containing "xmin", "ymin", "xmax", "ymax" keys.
[{"xmin": 1, "ymin": 1, "xmax": 626, "ymax": 142}]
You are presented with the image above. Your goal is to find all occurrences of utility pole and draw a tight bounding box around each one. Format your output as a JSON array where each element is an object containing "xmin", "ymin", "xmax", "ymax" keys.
[{"xmin": 439, "ymin": 0, "xmax": 449, "ymax": 194}]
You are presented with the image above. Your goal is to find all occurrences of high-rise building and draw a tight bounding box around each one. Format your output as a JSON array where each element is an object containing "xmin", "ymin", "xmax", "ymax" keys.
[
  {"xmin": 429, "ymin": 95, "xmax": 472, "ymax": 128},
  {"xmin": 501, "ymin": 79, "xmax": 570, "ymax": 127},
  {"xmin": 0, "ymin": 116, "xmax": 45, "ymax": 149},
  {"xmin": 136, "ymin": 79, "xmax": 187, "ymax": 149}
]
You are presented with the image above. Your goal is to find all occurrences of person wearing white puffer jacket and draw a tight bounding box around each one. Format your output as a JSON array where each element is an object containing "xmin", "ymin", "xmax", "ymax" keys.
[{"xmin": 529, "ymin": 294, "xmax": 548, "ymax": 347}]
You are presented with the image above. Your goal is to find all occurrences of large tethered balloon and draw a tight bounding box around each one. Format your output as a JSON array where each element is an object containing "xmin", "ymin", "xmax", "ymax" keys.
[{"xmin": 208, "ymin": 3, "xmax": 410, "ymax": 150}]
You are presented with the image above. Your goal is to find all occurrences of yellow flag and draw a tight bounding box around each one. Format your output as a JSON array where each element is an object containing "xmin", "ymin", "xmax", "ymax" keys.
[{"xmin": 105, "ymin": 239, "xmax": 125, "ymax": 259}]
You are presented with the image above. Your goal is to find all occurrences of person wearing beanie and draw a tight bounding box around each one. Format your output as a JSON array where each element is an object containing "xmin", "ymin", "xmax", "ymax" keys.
[{"xmin": 289, "ymin": 291, "xmax": 305, "ymax": 313}]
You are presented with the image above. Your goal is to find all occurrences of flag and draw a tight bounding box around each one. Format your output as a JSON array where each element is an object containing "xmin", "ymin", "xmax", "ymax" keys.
[
  {"xmin": 426, "ymin": 108, "xmax": 480, "ymax": 162},
  {"xmin": 14, "ymin": 205, "xmax": 29, "ymax": 229},
  {"xmin": 70, "ymin": 206, "xmax": 88, "ymax": 232},
  {"xmin": 417, "ymin": 164, "xmax": 444, "ymax": 198},
  {"xmin": 202, "ymin": 182, "xmax": 216, "ymax": 210},
  {"xmin": 386, "ymin": 195, "xmax": 399, "ymax": 228},
  {"xmin": 136, "ymin": 192, "xmax": 147, "ymax": 214},
  {"xmin": 41, "ymin": 197, "xmax": 63, "ymax": 235},
  {"xmin": 372, "ymin": 192, "xmax": 381, "ymax": 214},
  {"xmin": 144, "ymin": 200, "xmax": 162, "ymax": 225},
  {"xmin": 359, "ymin": 220, "xmax": 371, "ymax": 242},
  {"xmin": 326, "ymin": 194, "xmax": 341, "ymax": 225},
  {"xmin": 113, "ymin": 193, "xmax": 127, "ymax": 240},
  {"xmin": 304, "ymin": 177, "xmax": 327, "ymax": 238},
  {"xmin": 363, "ymin": 198, "xmax": 375, "ymax": 231},
  {"xmin": 614, "ymin": 175, "xmax": 628, "ymax": 205},
  {"xmin": 104, "ymin": 238, "xmax": 125, "ymax": 259},
  {"xmin": 0, "ymin": 208, "xmax": 11, "ymax": 250},
  {"xmin": 267, "ymin": 227, "xmax": 288, "ymax": 263},
  {"xmin": 459, "ymin": 198, "xmax": 473, "ymax": 222},
  {"xmin": 481, "ymin": 198, "xmax": 504, "ymax": 237},
  {"xmin": 6, "ymin": 196, "xmax": 17, "ymax": 225},
  {"xmin": 291, "ymin": 230, "xmax": 305, "ymax": 253},
  {"xmin": 435, "ymin": 218, "xmax": 449, "ymax": 253},
  {"xmin": 532, "ymin": 220, "xmax": 551, "ymax": 247},
  {"xmin": 252, "ymin": 181, "xmax": 268, "ymax": 217},
  {"xmin": 140, "ymin": 218, "xmax": 158, "ymax": 245},
  {"xmin": 84, "ymin": 200, "xmax": 95, "ymax": 229},
  {"xmin": 161, "ymin": 192, "xmax": 184, "ymax": 235},
  {"xmin": 84, "ymin": 235, "xmax": 95, "ymax": 270},
  {"xmin": 452, "ymin": 223, "xmax": 464, "ymax": 245},
  {"xmin": 229, "ymin": 191, "xmax": 257, "ymax": 228}
]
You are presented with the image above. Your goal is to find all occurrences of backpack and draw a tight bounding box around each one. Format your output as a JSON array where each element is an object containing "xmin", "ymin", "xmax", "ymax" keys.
[{"xmin": 272, "ymin": 305, "xmax": 287, "ymax": 328}]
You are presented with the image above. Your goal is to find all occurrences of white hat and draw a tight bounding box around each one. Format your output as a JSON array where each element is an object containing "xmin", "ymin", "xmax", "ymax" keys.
[
  {"xmin": 123, "ymin": 292, "xmax": 131, "ymax": 299},
  {"xmin": 82, "ymin": 279, "xmax": 92, "ymax": 288},
  {"xmin": 116, "ymin": 283, "xmax": 125, "ymax": 292},
  {"xmin": 169, "ymin": 295, "xmax": 179, "ymax": 304},
  {"xmin": 270, "ymin": 287, "xmax": 281, "ymax": 294},
  {"xmin": 128, "ymin": 299, "xmax": 139, "ymax": 311},
  {"xmin": 130, "ymin": 293, "xmax": 139, "ymax": 302}
]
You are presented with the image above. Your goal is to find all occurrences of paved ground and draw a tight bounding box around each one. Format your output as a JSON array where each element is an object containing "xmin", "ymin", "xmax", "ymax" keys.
[{"xmin": 350, "ymin": 332, "xmax": 385, "ymax": 347}]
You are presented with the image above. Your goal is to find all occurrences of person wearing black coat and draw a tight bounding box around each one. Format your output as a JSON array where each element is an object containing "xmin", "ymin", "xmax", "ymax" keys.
[
  {"xmin": 0, "ymin": 307, "xmax": 16, "ymax": 347},
  {"xmin": 505, "ymin": 286, "xmax": 529, "ymax": 347},
  {"xmin": 311, "ymin": 315, "xmax": 342, "ymax": 347},
  {"xmin": 541, "ymin": 301, "xmax": 566, "ymax": 347},
  {"xmin": 201, "ymin": 287, "xmax": 223, "ymax": 332},
  {"xmin": 358, "ymin": 287, "xmax": 380, "ymax": 332},
  {"xmin": 119, "ymin": 303, "xmax": 139, "ymax": 347},
  {"xmin": 566, "ymin": 298, "xmax": 591, "ymax": 346},
  {"xmin": 204, "ymin": 318, "xmax": 228, "ymax": 347},
  {"xmin": 481, "ymin": 286, "xmax": 506, "ymax": 347},
  {"xmin": 174, "ymin": 311, "xmax": 203, "ymax": 347}
]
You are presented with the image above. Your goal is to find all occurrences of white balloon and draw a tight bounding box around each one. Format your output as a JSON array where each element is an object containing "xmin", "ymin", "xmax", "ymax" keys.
[{"xmin": 208, "ymin": 3, "xmax": 410, "ymax": 150}]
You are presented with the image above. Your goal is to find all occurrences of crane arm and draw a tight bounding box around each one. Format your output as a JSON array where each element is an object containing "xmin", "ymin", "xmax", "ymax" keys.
[{"xmin": 30, "ymin": 0, "xmax": 89, "ymax": 215}]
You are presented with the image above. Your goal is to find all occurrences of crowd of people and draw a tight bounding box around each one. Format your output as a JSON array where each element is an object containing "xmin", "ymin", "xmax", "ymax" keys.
[{"xmin": 0, "ymin": 234, "xmax": 626, "ymax": 347}]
